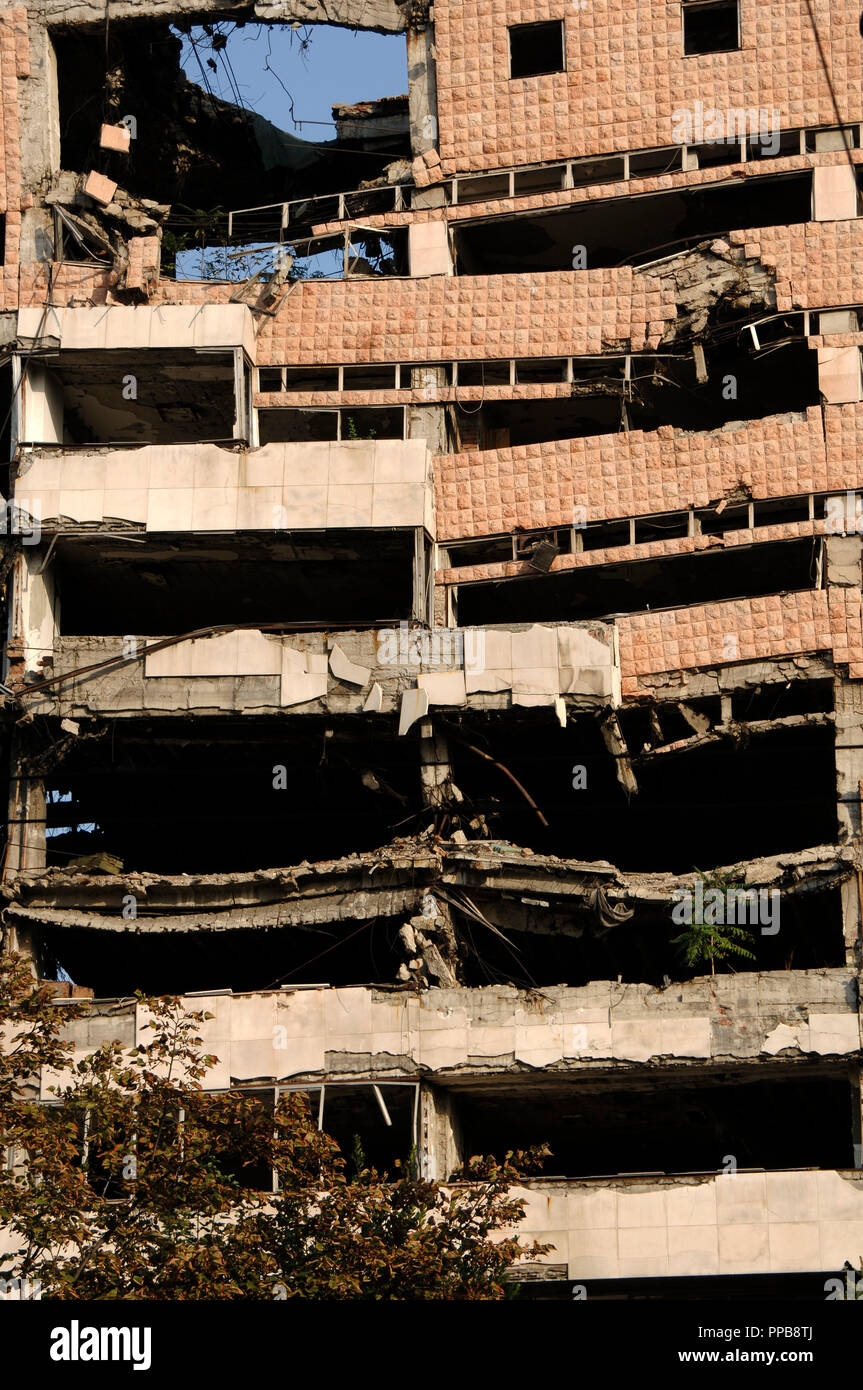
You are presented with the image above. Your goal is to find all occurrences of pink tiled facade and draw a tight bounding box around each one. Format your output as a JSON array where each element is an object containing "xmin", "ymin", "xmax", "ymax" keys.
[
  {"xmin": 618, "ymin": 587, "xmax": 863, "ymax": 694},
  {"xmin": 435, "ymin": 406, "xmax": 851, "ymax": 540},
  {"xmin": 434, "ymin": 0, "xmax": 863, "ymax": 174}
]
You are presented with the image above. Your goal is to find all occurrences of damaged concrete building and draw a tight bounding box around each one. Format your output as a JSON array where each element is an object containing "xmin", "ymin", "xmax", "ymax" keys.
[{"xmin": 3, "ymin": 0, "xmax": 863, "ymax": 1298}]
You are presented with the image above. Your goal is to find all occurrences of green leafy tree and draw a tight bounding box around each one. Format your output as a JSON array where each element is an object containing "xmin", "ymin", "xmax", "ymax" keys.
[
  {"xmin": 0, "ymin": 953, "xmax": 549, "ymax": 1299},
  {"xmin": 670, "ymin": 869, "xmax": 757, "ymax": 976}
]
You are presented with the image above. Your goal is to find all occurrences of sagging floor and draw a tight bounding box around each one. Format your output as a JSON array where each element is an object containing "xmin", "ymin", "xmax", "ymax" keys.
[
  {"xmin": 445, "ymin": 1063, "xmax": 859, "ymax": 1178},
  {"xmin": 18, "ymin": 875, "xmax": 848, "ymax": 996}
]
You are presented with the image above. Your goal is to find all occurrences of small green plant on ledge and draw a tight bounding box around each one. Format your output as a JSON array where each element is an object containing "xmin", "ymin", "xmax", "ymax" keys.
[
  {"xmin": 344, "ymin": 415, "xmax": 378, "ymax": 442},
  {"xmin": 670, "ymin": 867, "xmax": 757, "ymax": 977}
]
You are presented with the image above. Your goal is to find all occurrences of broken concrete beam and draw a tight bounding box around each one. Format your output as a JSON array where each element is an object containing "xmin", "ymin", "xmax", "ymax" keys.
[
  {"xmin": 678, "ymin": 702, "xmax": 711, "ymax": 735},
  {"xmin": 600, "ymin": 712, "xmax": 638, "ymax": 797}
]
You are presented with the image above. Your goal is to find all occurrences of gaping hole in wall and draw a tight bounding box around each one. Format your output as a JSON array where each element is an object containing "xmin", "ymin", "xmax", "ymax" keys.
[
  {"xmin": 52, "ymin": 20, "xmax": 410, "ymax": 217},
  {"xmin": 452, "ymin": 886, "xmax": 845, "ymax": 992},
  {"xmin": 508, "ymin": 20, "xmax": 565, "ymax": 79},
  {"xmin": 445, "ymin": 714, "xmax": 836, "ymax": 870},
  {"xmin": 453, "ymin": 175, "xmax": 811, "ymax": 275},
  {"xmin": 449, "ymin": 1064, "xmax": 854, "ymax": 1179},
  {"xmin": 38, "ymin": 918, "xmax": 408, "ymax": 998},
  {"xmin": 731, "ymin": 678, "xmax": 834, "ymax": 721},
  {"xmin": 51, "ymin": 531, "xmax": 416, "ymax": 633},
  {"xmin": 43, "ymin": 716, "xmax": 423, "ymax": 873},
  {"xmin": 449, "ymin": 344, "xmax": 818, "ymax": 449},
  {"xmin": 455, "ymin": 538, "xmax": 820, "ymax": 626},
  {"xmin": 682, "ymin": 0, "xmax": 740, "ymax": 56},
  {"xmin": 20, "ymin": 351, "xmax": 239, "ymax": 446}
]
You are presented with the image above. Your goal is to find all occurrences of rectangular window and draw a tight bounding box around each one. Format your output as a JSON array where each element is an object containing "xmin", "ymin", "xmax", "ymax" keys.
[
  {"xmin": 509, "ymin": 20, "xmax": 564, "ymax": 79},
  {"xmin": 683, "ymin": 0, "xmax": 740, "ymax": 56}
]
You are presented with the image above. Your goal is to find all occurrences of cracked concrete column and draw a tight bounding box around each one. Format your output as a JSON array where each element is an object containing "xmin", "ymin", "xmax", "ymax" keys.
[
  {"xmin": 420, "ymin": 1082, "xmax": 463, "ymax": 1180},
  {"xmin": 407, "ymin": 366, "xmax": 447, "ymax": 452},
  {"xmin": 18, "ymin": 22, "xmax": 60, "ymax": 262},
  {"xmin": 826, "ymin": 535, "xmax": 863, "ymax": 589},
  {"xmin": 405, "ymin": 8, "xmax": 438, "ymax": 157}
]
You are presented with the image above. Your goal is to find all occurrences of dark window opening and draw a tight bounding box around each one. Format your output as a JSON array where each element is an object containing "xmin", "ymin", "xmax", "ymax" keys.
[
  {"xmin": 450, "ymin": 342, "xmax": 818, "ymax": 450},
  {"xmin": 453, "ymin": 173, "xmax": 812, "ymax": 275},
  {"xmin": 456, "ymin": 360, "xmax": 511, "ymax": 387},
  {"xmin": 634, "ymin": 512, "xmax": 690, "ymax": 543},
  {"xmin": 259, "ymin": 406, "xmax": 405, "ymax": 444},
  {"xmin": 569, "ymin": 155, "xmax": 627, "ymax": 189},
  {"xmin": 21, "ymin": 349, "xmax": 238, "ymax": 447},
  {"xmin": 513, "ymin": 165, "xmax": 568, "ymax": 196},
  {"xmin": 629, "ymin": 148, "xmax": 683, "ymax": 178},
  {"xmin": 752, "ymin": 496, "xmax": 812, "ymax": 527},
  {"xmin": 731, "ymin": 677, "xmax": 834, "ymax": 721},
  {"xmin": 260, "ymin": 408, "xmax": 339, "ymax": 442},
  {"xmin": 580, "ymin": 519, "xmax": 633, "ymax": 552},
  {"xmin": 52, "ymin": 531, "xmax": 416, "ymax": 634},
  {"xmin": 315, "ymin": 1084, "xmax": 414, "ymax": 1178},
  {"xmin": 443, "ymin": 536, "xmax": 515, "ymax": 568},
  {"xmin": 451, "ymin": 1067, "xmax": 854, "ymax": 1179},
  {"xmin": 515, "ymin": 358, "xmax": 568, "ymax": 384},
  {"xmin": 683, "ymin": 0, "xmax": 740, "ymax": 56},
  {"xmin": 265, "ymin": 366, "xmax": 341, "ymax": 393},
  {"xmin": 688, "ymin": 140, "xmax": 742, "ymax": 169},
  {"xmin": 447, "ymin": 711, "xmax": 836, "ymax": 870},
  {"xmin": 342, "ymin": 365, "xmax": 398, "ymax": 391},
  {"xmin": 509, "ymin": 20, "xmax": 565, "ymax": 79},
  {"xmin": 40, "ymin": 919, "xmax": 409, "ymax": 998},
  {"xmin": 747, "ymin": 128, "xmax": 802, "ymax": 160},
  {"xmin": 698, "ymin": 503, "xmax": 750, "ymax": 536},
  {"xmin": 43, "ymin": 715, "xmax": 424, "ymax": 874},
  {"xmin": 346, "ymin": 230, "xmax": 409, "ymax": 279},
  {"xmin": 457, "ymin": 174, "xmax": 510, "ymax": 203},
  {"xmin": 457, "ymin": 537, "xmax": 819, "ymax": 626}
]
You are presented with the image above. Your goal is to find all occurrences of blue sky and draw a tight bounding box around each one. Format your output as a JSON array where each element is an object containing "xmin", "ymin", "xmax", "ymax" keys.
[{"xmin": 175, "ymin": 22, "xmax": 409, "ymax": 135}]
